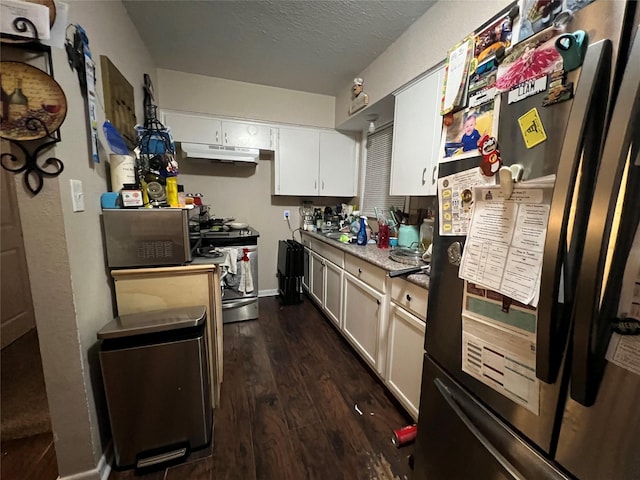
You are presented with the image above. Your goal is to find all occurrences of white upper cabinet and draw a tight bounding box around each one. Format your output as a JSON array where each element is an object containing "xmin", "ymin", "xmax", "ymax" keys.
[
  {"xmin": 319, "ymin": 131, "xmax": 357, "ymax": 197},
  {"xmin": 162, "ymin": 111, "xmax": 222, "ymax": 145},
  {"xmin": 221, "ymin": 121, "xmax": 273, "ymax": 150},
  {"xmin": 160, "ymin": 110, "xmax": 274, "ymax": 150},
  {"xmin": 390, "ymin": 65, "xmax": 445, "ymax": 196},
  {"xmin": 274, "ymin": 127, "xmax": 357, "ymax": 197},
  {"xmin": 276, "ymin": 127, "xmax": 320, "ymax": 196}
]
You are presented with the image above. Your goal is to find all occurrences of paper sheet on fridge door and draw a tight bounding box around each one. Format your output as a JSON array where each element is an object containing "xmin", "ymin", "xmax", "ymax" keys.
[
  {"xmin": 458, "ymin": 183, "xmax": 553, "ymax": 307},
  {"xmin": 437, "ymin": 167, "xmax": 494, "ymax": 236},
  {"xmin": 462, "ymin": 313, "xmax": 540, "ymax": 415},
  {"xmin": 607, "ymin": 219, "xmax": 640, "ymax": 376}
]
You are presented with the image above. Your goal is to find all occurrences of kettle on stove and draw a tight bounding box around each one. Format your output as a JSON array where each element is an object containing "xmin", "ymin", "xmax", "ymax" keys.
[{"xmin": 397, "ymin": 223, "xmax": 420, "ymax": 249}]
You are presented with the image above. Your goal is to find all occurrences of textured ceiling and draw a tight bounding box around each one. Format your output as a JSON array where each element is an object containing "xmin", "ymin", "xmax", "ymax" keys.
[{"xmin": 123, "ymin": 0, "xmax": 436, "ymax": 96}]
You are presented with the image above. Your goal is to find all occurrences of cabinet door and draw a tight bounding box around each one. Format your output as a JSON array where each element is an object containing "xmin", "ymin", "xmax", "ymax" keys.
[
  {"xmin": 310, "ymin": 251, "xmax": 324, "ymax": 306},
  {"xmin": 386, "ymin": 304, "xmax": 426, "ymax": 420},
  {"xmin": 276, "ymin": 127, "xmax": 320, "ymax": 195},
  {"xmin": 319, "ymin": 131, "xmax": 357, "ymax": 197},
  {"xmin": 323, "ymin": 260, "xmax": 343, "ymax": 328},
  {"xmin": 390, "ymin": 66, "xmax": 444, "ymax": 196},
  {"xmin": 161, "ymin": 111, "xmax": 222, "ymax": 145},
  {"xmin": 222, "ymin": 121, "xmax": 273, "ymax": 149},
  {"xmin": 342, "ymin": 273, "xmax": 384, "ymax": 371}
]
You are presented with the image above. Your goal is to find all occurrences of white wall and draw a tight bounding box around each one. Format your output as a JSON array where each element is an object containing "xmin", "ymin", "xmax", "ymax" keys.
[
  {"xmin": 157, "ymin": 70, "xmax": 346, "ymax": 293},
  {"xmin": 6, "ymin": 1, "xmax": 156, "ymax": 478},
  {"xmin": 158, "ymin": 68, "xmax": 336, "ymax": 128},
  {"xmin": 335, "ymin": 0, "xmax": 512, "ymax": 128}
]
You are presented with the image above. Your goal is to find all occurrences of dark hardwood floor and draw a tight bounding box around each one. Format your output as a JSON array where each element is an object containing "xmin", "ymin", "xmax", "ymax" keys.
[
  {"xmin": 1, "ymin": 431, "xmax": 58, "ymax": 480},
  {"xmin": 109, "ymin": 296, "xmax": 415, "ymax": 480}
]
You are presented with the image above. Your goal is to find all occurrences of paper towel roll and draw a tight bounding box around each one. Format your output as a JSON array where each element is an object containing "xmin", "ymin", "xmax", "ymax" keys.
[{"xmin": 109, "ymin": 154, "xmax": 135, "ymax": 192}]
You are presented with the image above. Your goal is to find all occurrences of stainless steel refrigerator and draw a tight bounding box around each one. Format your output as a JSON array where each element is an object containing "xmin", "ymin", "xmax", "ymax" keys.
[{"xmin": 413, "ymin": 2, "xmax": 640, "ymax": 479}]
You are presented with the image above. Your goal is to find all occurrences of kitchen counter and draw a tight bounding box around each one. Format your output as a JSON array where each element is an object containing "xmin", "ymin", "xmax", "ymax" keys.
[{"xmin": 301, "ymin": 231, "xmax": 429, "ymax": 289}]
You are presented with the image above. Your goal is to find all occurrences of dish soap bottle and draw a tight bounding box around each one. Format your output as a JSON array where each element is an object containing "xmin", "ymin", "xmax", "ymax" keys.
[{"xmin": 357, "ymin": 216, "xmax": 368, "ymax": 246}]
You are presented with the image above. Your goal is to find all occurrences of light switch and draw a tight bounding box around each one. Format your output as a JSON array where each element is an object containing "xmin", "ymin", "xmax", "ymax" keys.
[{"xmin": 70, "ymin": 179, "xmax": 85, "ymax": 212}]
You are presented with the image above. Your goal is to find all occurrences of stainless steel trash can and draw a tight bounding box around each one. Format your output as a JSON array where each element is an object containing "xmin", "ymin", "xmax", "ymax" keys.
[{"xmin": 98, "ymin": 305, "xmax": 212, "ymax": 469}]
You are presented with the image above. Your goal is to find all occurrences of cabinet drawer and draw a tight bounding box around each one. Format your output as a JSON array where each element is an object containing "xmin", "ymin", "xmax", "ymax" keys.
[
  {"xmin": 313, "ymin": 240, "xmax": 344, "ymax": 268},
  {"xmin": 345, "ymin": 254, "xmax": 386, "ymax": 293},
  {"xmin": 390, "ymin": 277, "xmax": 428, "ymax": 321}
]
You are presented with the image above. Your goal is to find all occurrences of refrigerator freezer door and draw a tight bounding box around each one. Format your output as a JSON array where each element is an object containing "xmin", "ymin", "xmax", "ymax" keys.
[
  {"xmin": 414, "ymin": 355, "xmax": 569, "ymax": 480},
  {"xmin": 428, "ymin": 158, "xmax": 567, "ymax": 453}
]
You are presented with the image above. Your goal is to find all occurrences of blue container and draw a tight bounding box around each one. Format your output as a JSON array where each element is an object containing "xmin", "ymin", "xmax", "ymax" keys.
[
  {"xmin": 101, "ymin": 192, "xmax": 120, "ymax": 209},
  {"xmin": 357, "ymin": 216, "xmax": 368, "ymax": 246}
]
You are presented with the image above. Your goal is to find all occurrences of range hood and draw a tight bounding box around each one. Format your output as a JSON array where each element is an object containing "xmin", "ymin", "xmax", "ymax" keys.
[{"xmin": 180, "ymin": 142, "xmax": 259, "ymax": 164}]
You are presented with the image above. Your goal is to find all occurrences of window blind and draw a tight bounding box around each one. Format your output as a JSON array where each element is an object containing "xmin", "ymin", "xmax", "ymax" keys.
[{"xmin": 361, "ymin": 124, "xmax": 405, "ymax": 217}]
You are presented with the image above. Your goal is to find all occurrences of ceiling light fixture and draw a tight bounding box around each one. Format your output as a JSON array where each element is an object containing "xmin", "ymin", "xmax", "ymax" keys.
[{"xmin": 366, "ymin": 114, "xmax": 379, "ymax": 134}]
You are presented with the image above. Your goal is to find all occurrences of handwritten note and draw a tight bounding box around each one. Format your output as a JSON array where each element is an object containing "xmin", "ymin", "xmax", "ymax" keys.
[{"xmin": 441, "ymin": 36, "xmax": 474, "ymax": 115}]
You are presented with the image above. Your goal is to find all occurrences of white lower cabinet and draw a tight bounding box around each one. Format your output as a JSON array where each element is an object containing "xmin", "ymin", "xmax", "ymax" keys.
[
  {"xmin": 303, "ymin": 234, "xmax": 428, "ymax": 418},
  {"xmin": 342, "ymin": 272, "xmax": 386, "ymax": 373},
  {"xmin": 386, "ymin": 304, "xmax": 426, "ymax": 420},
  {"xmin": 324, "ymin": 261, "xmax": 343, "ymax": 328},
  {"xmin": 310, "ymin": 251, "xmax": 324, "ymax": 305},
  {"xmin": 308, "ymin": 247, "xmax": 343, "ymax": 329}
]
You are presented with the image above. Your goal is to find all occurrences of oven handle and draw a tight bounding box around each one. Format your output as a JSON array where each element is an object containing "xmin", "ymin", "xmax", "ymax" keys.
[{"xmin": 222, "ymin": 298, "xmax": 257, "ymax": 310}]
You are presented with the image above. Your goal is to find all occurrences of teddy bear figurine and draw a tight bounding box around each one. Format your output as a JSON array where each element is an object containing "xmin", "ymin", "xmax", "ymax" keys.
[{"xmin": 478, "ymin": 135, "xmax": 502, "ymax": 177}]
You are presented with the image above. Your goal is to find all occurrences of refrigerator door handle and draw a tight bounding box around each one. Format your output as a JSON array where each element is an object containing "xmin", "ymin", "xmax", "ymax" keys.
[
  {"xmin": 434, "ymin": 378, "xmax": 526, "ymax": 480},
  {"xmin": 571, "ymin": 26, "xmax": 640, "ymax": 406},
  {"xmin": 537, "ymin": 39, "xmax": 613, "ymax": 383}
]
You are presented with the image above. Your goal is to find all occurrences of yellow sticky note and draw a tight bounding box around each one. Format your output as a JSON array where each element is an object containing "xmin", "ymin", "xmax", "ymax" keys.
[{"xmin": 518, "ymin": 108, "xmax": 547, "ymax": 149}]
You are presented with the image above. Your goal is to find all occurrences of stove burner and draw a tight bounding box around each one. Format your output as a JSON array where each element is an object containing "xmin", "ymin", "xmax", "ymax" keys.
[{"xmin": 199, "ymin": 250, "xmax": 224, "ymax": 259}]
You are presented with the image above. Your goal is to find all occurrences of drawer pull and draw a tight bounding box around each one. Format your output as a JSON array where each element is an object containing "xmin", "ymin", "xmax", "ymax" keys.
[
  {"xmin": 406, "ymin": 294, "xmax": 412, "ymax": 302},
  {"xmin": 358, "ymin": 268, "xmax": 362, "ymax": 274}
]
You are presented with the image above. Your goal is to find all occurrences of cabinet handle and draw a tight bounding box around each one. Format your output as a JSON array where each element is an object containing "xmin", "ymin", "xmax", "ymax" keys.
[
  {"xmin": 421, "ymin": 167, "xmax": 427, "ymax": 186},
  {"xmin": 314, "ymin": 180, "xmax": 317, "ymax": 190},
  {"xmin": 376, "ymin": 299, "xmax": 381, "ymax": 305},
  {"xmin": 322, "ymin": 180, "xmax": 325, "ymax": 190},
  {"xmin": 432, "ymin": 165, "xmax": 437, "ymax": 185},
  {"xmin": 224, "ymin": 132, "xmax": 228, "ymax": 144},
  {"xmin": 406, "ymin": 294, "xmax": 412, "ymax": 302},
  {"xmin": 358, "ymin": 268, "xmax": 362, "ymax": 274},
  {"xmin": 216, "ymin": 131, "xmax": 219, "ymax": 143}
]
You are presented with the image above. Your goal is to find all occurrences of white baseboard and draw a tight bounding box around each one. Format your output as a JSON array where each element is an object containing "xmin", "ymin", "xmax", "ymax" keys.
[{"xmin": 259, "ymin": 289, "xmax": 279, "ymax": 297}]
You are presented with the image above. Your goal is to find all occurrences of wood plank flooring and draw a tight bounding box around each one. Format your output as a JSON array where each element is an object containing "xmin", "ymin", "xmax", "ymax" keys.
[
  {"xmin": 1, "ymin": 431, "xmax": 58, "ymax": 480},
  {"xmin": 109, "ymin": 296, "xmax": 415, "ymax": 480}
]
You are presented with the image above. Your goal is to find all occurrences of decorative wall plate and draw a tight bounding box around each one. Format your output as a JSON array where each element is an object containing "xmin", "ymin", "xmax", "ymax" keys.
[
  {"xmin": 30, "ymin": 0, "xmax": 56, "ymax": 27},
  {"xmin": 0, "ymin": 61, "xmax": 67, "ymax": 141},
  {"xmin": 0, "ymin": 0, "xmax": 56, "ymax": 43}
]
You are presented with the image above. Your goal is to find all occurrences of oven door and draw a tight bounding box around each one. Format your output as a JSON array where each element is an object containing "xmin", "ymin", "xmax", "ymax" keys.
[{"xmin": 220, "ymin": 245, "xmax": 259, "ymax": 323}]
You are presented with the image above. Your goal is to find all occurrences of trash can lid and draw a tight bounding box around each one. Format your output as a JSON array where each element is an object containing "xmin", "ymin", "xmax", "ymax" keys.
[{"xmin": 97, "ymin": 305, "xmax": 207, "ymax": 340}]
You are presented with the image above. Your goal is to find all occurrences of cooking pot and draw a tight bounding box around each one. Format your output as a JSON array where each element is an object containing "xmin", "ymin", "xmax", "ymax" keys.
[{"xmin": 397, "ymin": 224, "xmax": 419, "ymax": 249}]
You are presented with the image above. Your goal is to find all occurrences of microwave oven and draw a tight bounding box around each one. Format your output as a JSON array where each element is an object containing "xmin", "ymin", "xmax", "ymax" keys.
[{"xmin": 102, "ymin": 209, "xmax": 192, "ymax": 268}]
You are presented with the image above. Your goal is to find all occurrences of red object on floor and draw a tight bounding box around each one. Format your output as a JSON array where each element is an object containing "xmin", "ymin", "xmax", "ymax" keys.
[{"xmin": 392, "ymin": 424, "xmax": 417, "ymax": 447}]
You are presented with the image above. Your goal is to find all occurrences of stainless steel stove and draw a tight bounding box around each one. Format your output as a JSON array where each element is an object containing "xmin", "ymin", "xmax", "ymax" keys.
[{"xmin": 190, "ymin": 227, "xmax": 260, "ymax": 323}]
